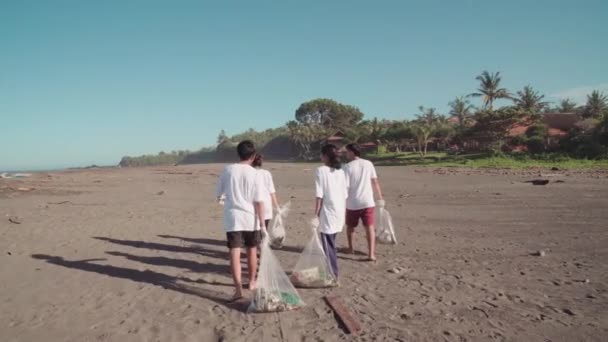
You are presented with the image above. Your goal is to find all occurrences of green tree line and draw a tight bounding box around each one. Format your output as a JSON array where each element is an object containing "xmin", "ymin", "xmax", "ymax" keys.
[{"xmin": 119, "ymin": 71, "xmax": 608, "ymax": 167}]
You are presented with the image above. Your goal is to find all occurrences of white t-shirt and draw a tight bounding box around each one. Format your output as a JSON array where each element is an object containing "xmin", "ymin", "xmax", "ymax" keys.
[
  {"xmin": 344, "ymin": 158, "xmax": 378, "ymax": 210},
  {"xmin": 315, "ymin": 165, "xmax": 348, "ymax": 234},
  {"xmin": 216, "ymin": 163, "xmax": 265, "ymax": 232},
  {"xmin": 257, "ymin": 169, "xmax": 276, "ymax": 220}
]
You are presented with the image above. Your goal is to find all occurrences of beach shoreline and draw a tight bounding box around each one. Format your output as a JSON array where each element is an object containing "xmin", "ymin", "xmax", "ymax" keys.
[{"xmin": 1, "ymin": 163, "xmax": 607, "ymax": 341}]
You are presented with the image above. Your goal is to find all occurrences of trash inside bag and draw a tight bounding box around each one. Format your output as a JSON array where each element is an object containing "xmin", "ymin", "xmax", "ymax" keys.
[
  {"xmin": 269, "ymin": 202, "xmax": 290, "ymax": 248},
  {"xmin": 248, "ymin": 236, "xmax": 304, "ymax": 313},
  {"xmin": 375, "ymin": 201, "xmax": 397, "ymax": 244},
  {"xmin": 290, "ymin": 220, "xmax": 338, "ymax": 288}
]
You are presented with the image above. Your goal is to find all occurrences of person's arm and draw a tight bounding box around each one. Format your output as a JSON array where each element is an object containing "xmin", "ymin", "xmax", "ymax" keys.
[
  {"xmin": 372, "ymin": 178, "xmax": 384, "ymax": 201},
  {"xmin": 255, "ymin": 201, "xmax": 266, "ymax": 231},
  {"xmin": 370, "ymin": 163, "xmax": 384, "ymax": 201},
  {"xmin": 254, "ymin": 172, "xmax": 267, "ymax": 233},
  {"xmin": 271, "ymin": 193, "xmax": 280, "ymax": 210},
  {"xmin": 267, "ymin": 173, "xmax": 280, "ymax": 210},
  {"xmin": 314, "ymin": 168, "xmax": 324, "ymax": 217},
  {"xmin": 315, "ymin": 197, "xmax": 323, "ymax": 217},
  {"xmin": 344, "ymin": 170, "xmax": 350, "ymax": 200}
]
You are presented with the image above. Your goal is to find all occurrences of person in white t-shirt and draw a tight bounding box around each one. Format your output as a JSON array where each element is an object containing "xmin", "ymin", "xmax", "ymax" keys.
[
  {"xmin": 251, "ymin": 154, "xmax": 281, "ymax": 228},
  {"xmin": 343, "ymin": 143, "xmax": 384, "ymax": 262},
  {"xmin": 314, "ymin": 144, "xmax": 348, "ymax": 278},
  {"xmin": 216, "ymin": 140, "xmax": 266, "ymax": 301}
]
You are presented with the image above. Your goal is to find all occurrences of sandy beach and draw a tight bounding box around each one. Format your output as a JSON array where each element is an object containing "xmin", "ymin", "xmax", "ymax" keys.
[{"xmin": 1, "ymin": 163, "xmax": 607, "ymax": 341}]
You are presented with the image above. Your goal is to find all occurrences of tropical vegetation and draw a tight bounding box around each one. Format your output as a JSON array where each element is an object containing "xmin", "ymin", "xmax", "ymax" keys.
[{"xmin": 120, "ymin": 71, "xmax": 608, "ymax": 167}]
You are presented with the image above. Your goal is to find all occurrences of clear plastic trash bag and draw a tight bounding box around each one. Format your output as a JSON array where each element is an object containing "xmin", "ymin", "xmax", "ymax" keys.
[
  {"xmin": 269, "ymin": 202, "xmax": 290, "ymax": 248},
  {"xmin": 290, "ymin": 219, "xmax": 338, "ymax": 288},
  {"xmin": 248, "ymin": 235, "xmax": 304, "ymax": 313},
  {"xmin": 375, "ymin": 200, "xmax": 397, "ymax": 244}
]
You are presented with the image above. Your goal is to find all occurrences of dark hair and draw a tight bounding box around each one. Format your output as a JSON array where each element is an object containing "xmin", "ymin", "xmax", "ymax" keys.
[
  {"xmin": 345, "ymin": 143, "xmax": 361, "ymax": 157},
  {"xmin": 252, "ymin": 154, "xmax": 263, "ymax": 168},
  {"xmin": 321, "ymin": 144, "xmax": 341, "ymax": 170},
  {"xmin": 237, "ymin": 140, "xmax": 256, "ymax": 161}
]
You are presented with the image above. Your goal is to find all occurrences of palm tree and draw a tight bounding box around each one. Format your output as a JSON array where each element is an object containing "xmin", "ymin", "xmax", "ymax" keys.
[
  {"xmin": 366, "ymin": 117, "xmax": 386, "ymax": 143},
  {"xmin": 411, "ymin": 107, "xmax": 450, "ymax": 156},
  {"xmin": 216, "ymin": 129, "xmax": 229, "ymax": 145},
  {"xmin": 469, "ymin": 71, "xmax": 511, "ymax": 110},
  {"xmin": 583, "ymin": 90, "xmax": 608, "ymax": 118},
  {"xmin": 557, "ymin": 98, "xmax": 578, "ymax": 113},
  {"xmin": 513, "ymin": 85, "xmax": 549, "ymax": 114},
  {"xmin": 410, "ymin": 121, "xmax": 434, "ymax": 157},
  {"xmin": 416, "ymin": 106, "xmax": 441, "ymax": 124},
  {"xmin": 448, "ymin": 97, "xmax": 475, "ymax": 126}
]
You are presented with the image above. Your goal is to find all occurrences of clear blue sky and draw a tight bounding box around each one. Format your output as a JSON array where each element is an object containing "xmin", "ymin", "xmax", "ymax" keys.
[{"xmin": 1, "ymin": 0, "xmax": 607, "ymax": 171}]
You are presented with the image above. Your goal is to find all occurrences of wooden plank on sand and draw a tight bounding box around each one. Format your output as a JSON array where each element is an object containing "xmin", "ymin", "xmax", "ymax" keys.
[{"xmin": 324, "ymin": 295, "xmax": 362, "ymax": 335}]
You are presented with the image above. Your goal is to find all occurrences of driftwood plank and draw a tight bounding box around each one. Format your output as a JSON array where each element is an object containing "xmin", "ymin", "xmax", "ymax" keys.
[{"xmin": 324, "ymin": 295, "xmax": 362, "ymax": 335}]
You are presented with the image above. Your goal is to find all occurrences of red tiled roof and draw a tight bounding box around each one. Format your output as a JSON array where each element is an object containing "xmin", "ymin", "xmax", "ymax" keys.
[
  {"xmin": 547, "ymin": 128, "xmax": 568, "ymax": 137},
  {"xmin": 447, "ymin": 116, "xmax": 460, "ymax": 124},
  {"xmin": 508, "ymin": 113, "xmax": 579, "ymax": 138},
  {"xmin": 508, "ymin": 124, "xmax": 528, "ymax": 137}
]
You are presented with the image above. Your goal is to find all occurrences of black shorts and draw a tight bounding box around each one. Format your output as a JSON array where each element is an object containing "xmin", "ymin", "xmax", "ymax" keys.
[{"xmin": 226, "ymin": 230, "xmax": 262, "ymax": 249}]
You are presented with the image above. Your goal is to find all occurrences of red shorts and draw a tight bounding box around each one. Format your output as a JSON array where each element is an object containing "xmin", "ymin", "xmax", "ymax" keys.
[{"xmin": 346, "ymin": 207, "xmax": 375, "ymax": 228}]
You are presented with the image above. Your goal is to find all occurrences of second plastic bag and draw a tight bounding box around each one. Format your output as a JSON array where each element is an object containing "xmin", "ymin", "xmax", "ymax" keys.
[
  {"xmin": 269, "ymin": 202, "xmax": 290, "ymax": 248},
  {"xmin": 248, "ymin": 235, "xmax": 305, "ymax": 313},
  {"xmin": 375, "ymin": 201, "xmax": 397, "ymax": 244},
  {"xmin": 290, "ymin": 220, "xmax": 338, "ymax": 288}
]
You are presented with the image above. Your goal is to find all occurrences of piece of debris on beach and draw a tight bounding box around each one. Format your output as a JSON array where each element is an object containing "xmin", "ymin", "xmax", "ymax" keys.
[
  {"xmin": 8, "ymin": 216, "xmax": 22, "ymax": 224},
  {"xmin": 562, "ymin": 308, "xmax": 576, "ymax": 316},
  {"xmin": 532, "ymin": 250, "xmax": 546, "ymax": 257},
  {"xmin": 526, "ymin": 179, "xmax": 550, "ymax": 186},
  {"xmin": 388, "ymin": 267, "xmax": 401, "ymax": 274},
  {"xmin": 324, "ymin": 296, "xmax": 362, "ymax": 335}
]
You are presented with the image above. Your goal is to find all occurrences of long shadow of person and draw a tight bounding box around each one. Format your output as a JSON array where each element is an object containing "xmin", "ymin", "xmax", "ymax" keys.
[
  {"xmin": 158, "ymin": 235, "xmax": 226, "ymax": 247},
  {"xmin": 31, "ymin": 254, "xmax": 248, "ymax": 311},
  {"xmin": 157, "ymin": 234, "xmax": 303, "ymax": 254},
  {"xmin": 93, "ymin": 237, "xmax": 229, "ymax": 260},
  {"xmin": 106, "ymin": 251, "xmax": 230, "ymax": 275},
  {"xmin": 97, "ymin": 236, "xmax": 257, "ymax": 285}
]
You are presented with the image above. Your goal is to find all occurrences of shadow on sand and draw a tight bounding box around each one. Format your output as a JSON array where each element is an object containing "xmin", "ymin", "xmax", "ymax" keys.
[
  {"xmin": 157, "ymin": 235, "xmax": 226, "ymax": 247},
  {"xmin": 157, "ymin": 234, "xmax": 304, "ymax": 254},
  {"xmin": 106, "ymin": 251, "xmax": 230, "ymax": 275},
  {"xmin": 94, "ymin": 236, "xmax": 229, "ymax": 260},
  {"xmin": 31, "ymin": 254, "xmax": 248, "ymax": 311}
]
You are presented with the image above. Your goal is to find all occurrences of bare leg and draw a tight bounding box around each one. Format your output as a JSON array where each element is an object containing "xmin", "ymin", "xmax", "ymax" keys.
[
  {"xmin": 246, "ymin": 247, "xmax": 258, "ymax": 290},
  {"xmin": 346, "ymin": 226, "xmax": 355, "ymax": 254},
  {"xmin": 229, "ymin": 248, "xmax": 243, "ymax": 299},
  {"xmin": 365, "ymin": 225, "xmax": 377, "ymax": 261}
]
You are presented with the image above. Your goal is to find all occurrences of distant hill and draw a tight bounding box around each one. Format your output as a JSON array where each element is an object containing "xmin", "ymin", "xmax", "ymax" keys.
[{"xmin": 118, "ymin": 130, "xmax": 299, "ymax": 167}]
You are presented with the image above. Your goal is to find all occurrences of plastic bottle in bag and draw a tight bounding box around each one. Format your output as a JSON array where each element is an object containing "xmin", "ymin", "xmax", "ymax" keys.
[
  {"xmin": 375, "ymin": 200, "xmax": 397, "ymax": 244},
  {"xmin": 269, "ymin": 202, "xmax": 290, "ymax": 248},
  {"xmin": 248, "ymin": 236, "xmax": 305, "ymax": 313},
  {"xmin": 290, "ymin": 220, "xmax": 338, "ymax": 288}
]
